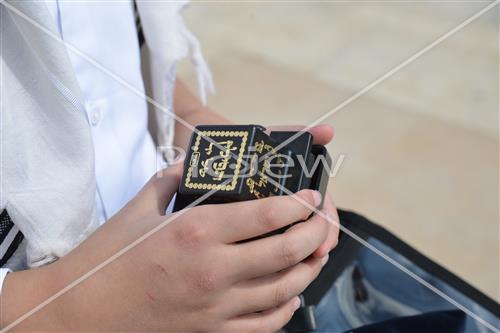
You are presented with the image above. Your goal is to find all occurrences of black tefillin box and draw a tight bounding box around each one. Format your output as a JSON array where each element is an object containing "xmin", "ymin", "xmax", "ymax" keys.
[{"xmin": 173, "ymin": 125, "xmax": 332, "ymax": 212}]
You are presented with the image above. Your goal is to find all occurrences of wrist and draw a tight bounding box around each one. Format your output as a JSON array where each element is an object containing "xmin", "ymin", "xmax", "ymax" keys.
[{"xmin": 1, "ymin": 261, "xmax": 70, "ymax": 331}]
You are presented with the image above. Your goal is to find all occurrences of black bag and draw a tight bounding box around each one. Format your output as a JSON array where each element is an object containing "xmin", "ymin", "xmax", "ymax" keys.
[{"xmin": 285, "ymin": 210, "xmax": 500, "ymax": 333}]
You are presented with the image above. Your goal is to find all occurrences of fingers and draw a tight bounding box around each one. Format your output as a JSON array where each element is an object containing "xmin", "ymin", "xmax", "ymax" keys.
[
  {"xmin": 266, "ymin": 124, "xmax": 334, "ymax": 145},
  {"xmin": 129, "ymin": 163, "xmax": 183, "ymax": 217},
  {"xmin": 226, "ymin": 255, "xmax": 327, "ymax": 316},
  {"xmin": 230, "ymin": 211, "xmax": 330, "ymax": 280},
  {"xmin": 313, "ymin": 194, "xmax": 340, "ymax": 258},
  {"xmin": 307, "ymin": 124, "xmax": 334, "ymax": 145},
  {"xmin": 220, "ymin": 296, "xmax": 301, "ymax": 332},
  {"xmin": 207, "ymin": 189, "xmax": 322, "ymax": 243}
]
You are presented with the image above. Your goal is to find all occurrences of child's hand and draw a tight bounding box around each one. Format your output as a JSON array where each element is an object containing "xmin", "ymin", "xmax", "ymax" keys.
[
  {"xmin": 267, "ymin": 124, "xmax": 334, "ymax": 146},
  {"xmin": 2, "ymin": 164, "xmax": 330, "ymax": 332},
  {"xmin": 267, "ymin": 124, "xmax": 340, "ymax": 258}
]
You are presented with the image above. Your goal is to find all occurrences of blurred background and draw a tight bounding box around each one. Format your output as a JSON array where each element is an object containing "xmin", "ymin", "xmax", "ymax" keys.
[{"xmin": 177, "ymin": 2, "xmax": 499, "ymax": 301}]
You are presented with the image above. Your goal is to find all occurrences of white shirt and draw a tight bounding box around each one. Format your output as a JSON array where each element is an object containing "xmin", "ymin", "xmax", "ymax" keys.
[
  {"xmin": 49, "ymin": 0, "xmax": 159, "ymax": 222},
  {"xmin": 0, "ymin": 0, "xmax": 210, "ymax": 293}
]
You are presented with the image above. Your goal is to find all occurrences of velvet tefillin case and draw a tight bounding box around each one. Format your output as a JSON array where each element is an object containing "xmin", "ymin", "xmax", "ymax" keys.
[{"xmin": 173, "ymin": 125, "xmax": 332, "ymax": 212}]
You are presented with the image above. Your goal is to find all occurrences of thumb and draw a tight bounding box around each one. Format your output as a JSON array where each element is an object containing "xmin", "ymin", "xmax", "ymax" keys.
[
  {"xmin": 129, "ymin": 162, "xmax": 184, "ymax": 217},
  {"xmin": 266, "ymin": 124, "xmax": 334, "ymax": 146}
]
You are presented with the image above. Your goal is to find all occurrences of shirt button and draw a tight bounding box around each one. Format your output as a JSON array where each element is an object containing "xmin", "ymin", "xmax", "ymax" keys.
[{"xmin": 90, "ymin": 108, "xmax": 101, "ymax": 126}]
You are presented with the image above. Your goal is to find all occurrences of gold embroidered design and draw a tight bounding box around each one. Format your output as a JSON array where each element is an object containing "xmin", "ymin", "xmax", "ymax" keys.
[{"xmin": 184, "ymin": 131, "xmax": 248, "ymax": 191}]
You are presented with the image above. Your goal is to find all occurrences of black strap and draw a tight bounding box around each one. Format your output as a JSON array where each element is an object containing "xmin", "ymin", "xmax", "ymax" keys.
[
  {"xmin": 0, "ymin": 210, "xmax": 24, "ymax": 266},
  {"xmin": 301, "ymin": 216, "xmax": 363, "ymax": 306},
  {"xmin": 300, "ymin": 210, "xmax": 500, "ymax": 315},
  {"xmin": 0, "ymin": 210, "xmax": 15, "ymax": 244},
  {"xmin": 337, "ymin": 210, "xmax": 500, "ymax": 317},
  {"xmin": 133, "ymin": 1, "xmax": 145, "ymax": 48},
  {"xmin": 284, "ymin": 211, "xmax": 363, "ymax": 333},
  {"xmin": 286, "ymin": 305, "xmax": 317, "ymax": 332},
  {"xmin": 285, "ymin": 209, "xmax": 500, "ymax": 332}
]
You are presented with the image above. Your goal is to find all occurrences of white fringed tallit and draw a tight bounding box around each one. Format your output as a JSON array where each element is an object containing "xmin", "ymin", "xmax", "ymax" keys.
[
  {"xmin": 137, "ymin": 0, "xmax": 214, "ymax": 161},
  {"xmin": 0, "ymin": 0, "xmax": 212, "ymax": 270}
]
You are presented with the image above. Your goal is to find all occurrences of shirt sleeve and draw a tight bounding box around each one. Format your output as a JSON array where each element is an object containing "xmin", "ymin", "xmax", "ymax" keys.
[
  {"xmin": 0, "ymin": 268, "xmax": 12, "ymax": 295},
  {"xmin": 136, "ymin": 1, "xmax": 214, "ymax": 104}
]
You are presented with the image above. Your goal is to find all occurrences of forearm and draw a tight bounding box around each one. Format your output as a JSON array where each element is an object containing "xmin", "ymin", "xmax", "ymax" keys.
[
  {"xmin": 0, "ymin": 203, "xmax": 169, "ymax": 331},
  {"xmin": 0, "ymin": 263, "xmax": 68, "ymax": 330},
  {"xmin": 1, "ymin": 245, "xmax": 111, "ymax": 331},
  {"xmin": 173, "ymin": 79, "xmax": 230, "ymax": 151}
]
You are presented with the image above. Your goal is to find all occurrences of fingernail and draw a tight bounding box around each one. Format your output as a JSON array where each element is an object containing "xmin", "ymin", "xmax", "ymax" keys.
[
  {"xmin": 292, "ymin": 296, "xmax": 301, "ymax": 311},
  {"xmin": 321, "ymin": 254, "xmax": 329, "ymax": 267},
  {"xmin": 173, "ymin": 155, "xmax": 185, "ymax": 165},
  {"xmin": 312, "ymin": 191, "xmax": 322, "ymax": 207}
]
